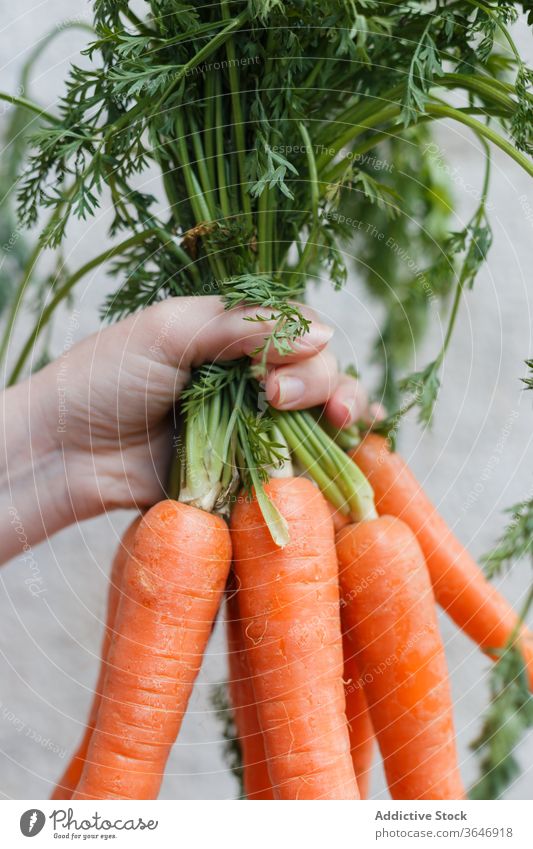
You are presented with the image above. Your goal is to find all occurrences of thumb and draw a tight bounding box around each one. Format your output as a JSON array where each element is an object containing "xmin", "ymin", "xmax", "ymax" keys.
[{"xmin": 146, "ymin": 295, "xmax": 334, "ymax": 368}]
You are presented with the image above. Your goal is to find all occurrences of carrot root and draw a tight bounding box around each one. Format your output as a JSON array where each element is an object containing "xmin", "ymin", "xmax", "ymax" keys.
[
  {"xmin": 337, "ymin": 516, "xmax": 465, "ymax": 800},
  {"xmin": 73, "ymin": 500, "xmax": 231, "ymax": 800},
  {"xmin": 51, "ymin": 516, "xmax": 142, "ymax": 801},
  {"xmin": 231, "ymin": 478, "xmax": 359, "ymax": 800},
  {"xmin": 226, "ymin": 589, "xmax": 274, "ymax": 800},
  {"xmin": 351, "ymin": 435, "xmax": 533, "ymax": 688}
]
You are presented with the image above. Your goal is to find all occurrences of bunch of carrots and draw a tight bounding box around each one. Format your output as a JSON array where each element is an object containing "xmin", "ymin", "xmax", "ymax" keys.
[{"xmin": 51, "ymin": 432, "xmax": 533, "ymax": 801}]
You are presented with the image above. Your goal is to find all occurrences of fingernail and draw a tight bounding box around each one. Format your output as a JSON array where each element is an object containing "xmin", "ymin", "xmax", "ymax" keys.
[
  {"xmin": 276, "ymin": 376, "xmax": 306, "ymax": 406},
  {"xmin": 296, "ymin": 322, "xmax": 334, "ymax": 350}
]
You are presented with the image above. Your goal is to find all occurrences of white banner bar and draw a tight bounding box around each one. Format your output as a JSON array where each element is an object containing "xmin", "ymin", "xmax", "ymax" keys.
[{"xmin": 2, "ymin": 800, "xmax": 532, "ymax": 848}]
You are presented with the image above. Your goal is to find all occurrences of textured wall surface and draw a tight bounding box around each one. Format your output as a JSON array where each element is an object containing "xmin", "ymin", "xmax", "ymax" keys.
[{"xmin": 1, "ymin": 0, "xmax": 532, "ymax": 800}]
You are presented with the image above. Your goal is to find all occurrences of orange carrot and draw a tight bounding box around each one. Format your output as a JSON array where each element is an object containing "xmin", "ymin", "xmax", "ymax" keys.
[
  {"xmin": 343, "ymin": 642, "xmax": 374, "ymax": 799},
  {"xmin": 52, "ymin": 516, "xmax": 141, "ymax": 800},
  {"xmin": 337, "ymin": 516, "xmax": 465, "ymax": 800},
  {"xmin": 351, "ymin": 435, "xmax": 533, "ymax": 683},
  {"xmin": 73, "ymin": 499, "xmax": 231, "ymax": 800},
  {"xmin": 231, "ymin": 477, "xmax": 359, "ymax": 800},
  {"xmin": 226, "ymin": 589, "xmax": 274, "ymax": 800}
]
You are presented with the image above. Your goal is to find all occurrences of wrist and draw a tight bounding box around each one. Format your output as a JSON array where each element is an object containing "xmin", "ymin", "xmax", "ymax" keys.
[{"xmin": 0, "ymin": 367, "xmax": 73, "ymax": 563}]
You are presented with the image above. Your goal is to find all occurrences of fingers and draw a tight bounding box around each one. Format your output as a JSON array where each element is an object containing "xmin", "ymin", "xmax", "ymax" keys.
[
  {"xmin": 265, "ymin": 354, "xmax": 372, "ymax": 428},
  {"xmin": 325, "ymin": 373, "xmax": 370, "ymax": 429},
  {"xmin": 198, "ymin": 302, "xmax": 334, "ymax": 366},
  {"xmin": 124, "ymin": 295, "xmax": 382, "ymax": 428},
  {"xmin": 366, "ymin": 401, "xmax": 387, "ymax": 426},
  {"xmin": 265, "ymin": 349, "xmax": 339, "ymax": 410},
  {"xmin": 143, "ymin": 296, "xmax": 333, "ymax": 368}
]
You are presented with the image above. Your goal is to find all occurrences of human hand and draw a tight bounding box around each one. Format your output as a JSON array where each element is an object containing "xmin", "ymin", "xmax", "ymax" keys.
[{"xmin": 2, "ymin": 296, "xmax": 377, "ymax": 556}]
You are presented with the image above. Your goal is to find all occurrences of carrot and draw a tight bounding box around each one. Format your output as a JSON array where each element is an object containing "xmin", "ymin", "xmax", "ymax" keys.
[
  {"xmin": 226, "ymin": 589, "xmax": 274, "ymax": 800},
  {"xmin": 231, "ymin": 477, "xmax": 359, "ymax": 800},
  {"xmin": 343, "ymin": 643, "xmax": 374, "ymax": 799},
  {"xmin": 73, "ymin": 499, "xmax": 231, "ymax": 800},
  {"xmin": 337, "ymin": 515, "xmax": 465, "ymax": 800},
  {"xmin": 351, "ymin": 435, "xmax": 533, "ymax": 683},
  {"xmin": 52, "ymin": 516, "xmax": 141, "ymax": 800}
]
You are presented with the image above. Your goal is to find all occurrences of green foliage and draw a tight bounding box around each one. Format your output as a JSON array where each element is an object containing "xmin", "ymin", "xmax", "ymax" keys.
[
  {"xmin": 101, "ymin": 234, "xmax": 199, "ymax": 321},
  {"xmin": 482, "ymin": 499, "xmax": 533, "ymax": 578},
  {"xmin": 221, "ymin": 274, "xmax": 309, "ymax": 358},
  {"xmin": 522, "ymin": 358, "xmax": 533, "ymax": 390},
  {"xmin": 1, "ymin": 0, "xmax": 533, "ymax": 793},
  {"xmin": 1, "ymin": 1, "xmax": 532, "ymax": 479},
  {"xmin": 210, "ymin": 681, "xmax": 244, "ymax": 797},
  {"xmin": 399, "ymin": 360, "xmax": 442, "ymax": 426},
  {"xmin": 402, "ymin": 22, "xmax": 444, "ymax": 125},
  {"xmin": 473, "ymin": 490, "xmax": 533, "ymax": 800},
  {"xmin": 470, "ymin": 640, "xmax": 533, "ymax": 799}
]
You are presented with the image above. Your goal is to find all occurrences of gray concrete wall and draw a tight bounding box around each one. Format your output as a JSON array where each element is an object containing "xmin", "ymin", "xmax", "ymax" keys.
[{"xmin": 0, "ymin": 0, "xmax": 532, "ymax": 799}]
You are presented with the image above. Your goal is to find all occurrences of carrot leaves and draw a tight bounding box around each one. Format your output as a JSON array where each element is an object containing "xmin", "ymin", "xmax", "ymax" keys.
[
  {"xmin": 470, "ymin": 638, "xmax": 533, "ymax": 799},
  {"xmin": 483, "ymin": 499, "xmax": 533, "ymax": 579},
  {"xmin": 472, "ymin": 493, "xmax": 533, "ymax": 798}
]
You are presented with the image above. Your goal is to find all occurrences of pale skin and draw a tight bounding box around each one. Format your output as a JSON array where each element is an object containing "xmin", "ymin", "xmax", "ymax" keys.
[{"xmin": 0, "ymin": 296, "xmax": 380, "ymax": 564}]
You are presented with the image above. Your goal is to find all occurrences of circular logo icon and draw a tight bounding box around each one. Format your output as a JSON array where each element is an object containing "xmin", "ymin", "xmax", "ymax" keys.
[{"xmin": 20, "ymin": 810, "xmax": 46, "ymax": 837}]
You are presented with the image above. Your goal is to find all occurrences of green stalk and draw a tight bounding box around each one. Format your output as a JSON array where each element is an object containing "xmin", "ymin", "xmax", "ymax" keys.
[
  {"xmin": 0, "ymin": 92, "xmax": 59, "ymax": 125},
  {"xmin": 376, "ymin": 139, "xmax": 493, "ymax": 431},
  {"xmin": 183, "ymin": 409, "xmax": 211, "ymax": 503},
  {"xmin": 155, "ymin": 144, "xmax": 182, "ymax": 217},
  {"xmin": 440, "ymin": 137, "xmax": 492, "ymax": 360},
  {"xmin": 237, "ymin": 417, "xmax": 290, "ymax": 547},
  {"xmin": 179, "ymin": 389, "xmax": 232, "ymax": 512},
  {"xmin": 218, "ymin": 394, "xmax": 235, "ymax": 492},
  {"xmin": 298, "ymin": 122, "xmax": 319, "ymax": 229},
  {"xmin": 190, "ymin": 114, "xmax": 216, "ymax": 213},
  {"xmin": 0, "ymin": 188, "xmax": 76, "ymax": 369},
  {"xmin": 139, "ymin": 9, "xmax": 251, "ymax": 132},
  {"xmin": 220, "ymin": 0, "xmax": 251, "ymax": 219},
  {"xmin": 463, "ymin": 0, "xmax": 523, "ymax": 64},
  {"xmin": 425, "ymin": 103, "xmax": 533, "ymax": 179},
  {"xmin": 0, "ymin": 238, "xmax": 46, "ymax": 369},
  {"xmin": 276, "ymin": 413, "xmax": 348, "ymax": 511},
  {"xmin": 274, "ymin": 409, "xmax": 377, "ymax": 522},
  {"xmin": 287, "ymin": 121, "xmax": 320, "ymax": 282},
  {"xmin": 315, "ymin": 64, "xmax": 529, "ymax": 182},
  {"xmin": 174, "ymin": 111, "xmax": 227, "ymax": 281},
  {"xmin": 204, "ymin": 72, "xmax": 217, "ymax": 189},
  {"xmin": 1, "ymin": 19, "xmax": 94, "ymax": 164},
  {"xmin": 167, "ymin": 436, "xmax": 182, "ymax": 501},
  {"xmin": 296, "ymin": 411, "xmax": 377, "ymax": 521},
  {"xmin": 316, "ymin": 103, "xmax": 401, "ymax": 173},
  {"xmin": 315, "ymin": 84, "xmax": 405, "ymax": 148},
  {"xmin": 286, "ymin": 221, "xmax": 321, "ymax": 288},
  {"xmin": 222, "ymin": 371, "xmax": 247, "ymax": 468},
  {"xmin": 257, "ymin": 185, "xmax": 270, "ymax": 272},
  {"xmin": 438, "ymin": 74, "xmax": 516, "ymax": 114},
  {"xmin": 212, "ymin": 393, "xmax": 232, "ymax": 493},
  {"xmin": 320, "ymin": 416, "xmax": 361, "ymax": 451},
  {"xmin": 123, "ymin": 7, "xmax": 157, "ymax": 35},
  {"xmin": 320, "ymin": 97, "xmax": 533, "ymax": 191},
  {"xmin": 216, "ymin": 373, "xmax": 291, "ymax": 545},
  {"xmin": 215, "ymin": 76, "xmax": 231, "ymax": 218}
]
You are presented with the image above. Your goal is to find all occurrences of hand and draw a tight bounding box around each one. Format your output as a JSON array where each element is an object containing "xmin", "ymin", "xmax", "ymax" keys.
[{"xmin": 1, "ymin": 296, "xmax": 375, "ymax": 560}]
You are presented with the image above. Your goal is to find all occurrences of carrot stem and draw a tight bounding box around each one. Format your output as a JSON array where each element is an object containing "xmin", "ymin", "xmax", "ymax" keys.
[{"xmin": 274, "ymin": 409, "xmax": 377, "ymax": 521}]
